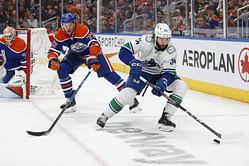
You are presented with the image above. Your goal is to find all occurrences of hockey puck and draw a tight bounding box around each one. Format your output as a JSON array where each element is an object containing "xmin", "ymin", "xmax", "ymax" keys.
[{"xmin": 213, "ymin": 139, "xmax": 221, "ymax": 144}]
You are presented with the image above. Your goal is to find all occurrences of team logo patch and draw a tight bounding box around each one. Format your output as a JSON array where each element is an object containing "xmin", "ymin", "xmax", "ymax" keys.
[{"xmin": 70, "ymin": 42, "xmax": 87, "ymax": 53}]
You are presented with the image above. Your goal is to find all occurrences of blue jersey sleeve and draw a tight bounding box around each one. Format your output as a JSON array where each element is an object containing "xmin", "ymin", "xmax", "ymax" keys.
[{"xmin": 118, "ymin": 46, "xmax": 135, "ymax": 66}]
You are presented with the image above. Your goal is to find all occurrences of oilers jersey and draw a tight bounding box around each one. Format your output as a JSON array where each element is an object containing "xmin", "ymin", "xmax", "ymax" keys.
[
  {"xmin": 48, "ymin": 23, "xmax": 100, "ymax": 60},
  {"xmin": 0, "ymin": 37, "xmax": 27, "ymax": 71}
]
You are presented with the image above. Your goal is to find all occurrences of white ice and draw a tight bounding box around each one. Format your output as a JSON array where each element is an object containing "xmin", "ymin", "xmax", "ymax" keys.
[{"xmin": 0, "ymin": 67, "xmax": 249, "ymax": 166}]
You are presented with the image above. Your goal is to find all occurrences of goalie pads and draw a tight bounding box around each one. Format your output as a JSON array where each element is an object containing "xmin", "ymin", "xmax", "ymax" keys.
[
  {"xmin": 8, "ymin": 70, "xmax": 26, "ymax": 87},
  {"xmin": 0, "ymin": 70, "xmax": 26, "ymax": 98}
]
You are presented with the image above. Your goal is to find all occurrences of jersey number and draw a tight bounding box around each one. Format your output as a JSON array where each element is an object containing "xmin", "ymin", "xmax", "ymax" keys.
[{"xmin": 135, "ymin": 37, "xmax": 142, "ymax": 45}]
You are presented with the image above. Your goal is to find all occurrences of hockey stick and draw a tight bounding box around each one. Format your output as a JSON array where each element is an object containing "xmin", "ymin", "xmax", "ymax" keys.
[
  {"xmin": 140, "ymin": 77, "xmax": 243, "ymax": 141},
  {"xmin": 141, "ymin": 84, "xmax": 149, "ymax": 97},
  {"xmin": 26, "ymin": 70, "xmax": 92, "ymax": 136}
]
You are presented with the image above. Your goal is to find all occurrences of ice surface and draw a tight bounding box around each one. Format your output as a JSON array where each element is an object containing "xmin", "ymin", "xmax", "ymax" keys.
[{"xmin": 0, "ymin": 67, "xmax": 249, "ymax": 166}]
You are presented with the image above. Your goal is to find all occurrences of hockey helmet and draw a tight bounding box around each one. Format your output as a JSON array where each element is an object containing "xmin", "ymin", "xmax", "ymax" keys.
[
  {"xmin": 154, "ymin": 23, "xmax": 171, "ymax": 51},
  {"xmin": 3, "ymin": 26, "xmax": 16, "ymax": 44},
  {"xmin": 61, "ymin": 13, "xmax": 75, "ymax": 35},
  {"xmin": 154, "ymin": 23, "xmax": 171, "ymax": 39},
  {"xmin": 61, "ymin": 12, "xmax": 75, "ymax": 24}
]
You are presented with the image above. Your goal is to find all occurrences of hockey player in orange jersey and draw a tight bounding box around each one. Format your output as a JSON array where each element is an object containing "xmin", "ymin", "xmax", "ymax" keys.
[
  {"xmin": 0, "ymin": 26, "xmax": 27, "ymax": 98},
  {"xmin": 48, "ymin": 12, "xmax": 140, "ymax": 112}
]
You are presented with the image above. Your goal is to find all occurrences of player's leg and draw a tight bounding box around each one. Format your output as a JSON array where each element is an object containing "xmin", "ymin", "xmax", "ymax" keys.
[
  {"xmin": 96, "ymin": 53, "xmax": 141, "ymax": 112},
  {"xmin": 96, "ymin": 54, "xmax": 125, "ymax": 90},
  {"xmin": 57, "ymin": 60, "xmax": 79, "ymax": 113},
  {"xmin": 2, "ymin": 70, "xmax": 15, "ymax": 84},
  {"xmin": 96, "ymin": 73, "xmax": 146, "ymax": 128},
  {"xmin": 158, "ymin": 79, "xmax": 188, "ymax": 132}
]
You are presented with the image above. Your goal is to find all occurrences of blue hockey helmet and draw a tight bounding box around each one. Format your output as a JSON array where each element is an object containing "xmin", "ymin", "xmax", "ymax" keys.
[{"xmin": 61, "ymin": 12, "xmax": 75, "ymax": 24}]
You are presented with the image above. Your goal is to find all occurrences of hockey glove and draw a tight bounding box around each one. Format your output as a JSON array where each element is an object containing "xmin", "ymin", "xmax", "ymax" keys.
[
  {"xmin": 129, "ymin": 59, "xmax": 142, "ymax": 81},
  {"xmin": 151, "ymin": 78, "xmax": 168, "ymax": 97},
  {"xmin": 48, "ymin": 57, "xmax": 60, "ymax": 71},
  {"xmin": 86, "ymin": 55, "xmax": 100, "ymax": 72},
  {"xmin": 0, "ymin": 54, "xmax": 4, "ymax": 66}
]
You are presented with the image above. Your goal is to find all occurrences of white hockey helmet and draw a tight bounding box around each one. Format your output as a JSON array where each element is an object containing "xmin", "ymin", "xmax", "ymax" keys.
[
  {"xmin": 3, "ymin": 26, "xmax": 16, "ymax": 44},
  {"xmin": 154, "ymin": 23, "xmax": 172, "ymax": 39}
]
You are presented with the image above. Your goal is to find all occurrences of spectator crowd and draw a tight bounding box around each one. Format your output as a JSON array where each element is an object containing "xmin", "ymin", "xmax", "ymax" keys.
[{"xmin": 0, "ymin": 0, "xmax": 248, "ymax": 38}]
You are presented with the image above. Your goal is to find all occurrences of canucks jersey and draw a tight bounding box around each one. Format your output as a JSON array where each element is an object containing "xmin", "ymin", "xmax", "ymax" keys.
[
  {"xmin": 0, "ymin": 37, "xmax": 27, "ymax": 71},
  {"xmin": 122, "ymin": 34, "xmax": 177, "ymax": 75}
]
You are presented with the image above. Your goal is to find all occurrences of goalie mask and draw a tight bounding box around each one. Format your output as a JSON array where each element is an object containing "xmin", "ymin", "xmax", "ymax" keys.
[
  {"xmin": 154, "ymin": 23, "xmax": 171, "ymax": 51},
  {"xmin": 3, "ymin": 26, "xmax": 16, "ymax": 46}
]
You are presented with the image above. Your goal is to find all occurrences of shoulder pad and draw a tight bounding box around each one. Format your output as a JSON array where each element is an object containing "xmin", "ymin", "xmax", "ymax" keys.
[
  {"xmin": 144, "ymin": 34, "xmax": 154, "ymax": 43},
  {"xmin": 0, "ymin": 37, "xmax": 5, "ymax": 43},
  {"xmin": 166, "ymin": 45, "xmax": 176, "ymax": 54},
  {"xmin": 10, "ymin": 37, "xmax": 26, "ymax": 53},
  {"xmin": 74, "ymin": 23, "xmax": 89, "ymax": 38},
  {"xmin": 54, "ymin": 28, "xmax": 68, "ymax": 42}
]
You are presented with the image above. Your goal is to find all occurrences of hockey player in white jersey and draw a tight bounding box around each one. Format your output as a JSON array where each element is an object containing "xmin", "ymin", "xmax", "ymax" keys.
[{"xmin": 96, "ymin": 23, "xmax": 188, "ymax": 132}]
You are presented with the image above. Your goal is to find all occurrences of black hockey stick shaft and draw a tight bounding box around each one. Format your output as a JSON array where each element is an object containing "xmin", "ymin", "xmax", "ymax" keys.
[
  {"xmin": 26, "ymin": 70, "xmax": 92, "ymax": 136},
  {"xmin": 140, "ymin": 77, "xmax": 222, "ymax": 139},
  {"xmin": 141, "ymin": 84, "xmax": 149, "ymax": 97}
]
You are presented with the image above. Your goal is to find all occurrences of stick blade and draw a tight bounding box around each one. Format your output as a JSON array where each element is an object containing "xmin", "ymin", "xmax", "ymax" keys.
[{"xmin": 26, "ymin": 130, "xmax": 49, "ymax": 136}]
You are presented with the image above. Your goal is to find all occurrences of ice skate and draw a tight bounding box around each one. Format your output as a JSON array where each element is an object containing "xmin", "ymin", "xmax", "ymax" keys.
[
  {"xmin": 129, "ymin": 97, "xmax": 142, "ymax": 113},
  {"xmin": 158, "ymin": 112, "xmax": 176, "ymax": 132},
  {"xmin": 96, "ymin": 113, "xmax": 108, "ymax": 129},
  {"xmin": 60, "ymin": 98, "xmax": 76, "ymax": 113}
]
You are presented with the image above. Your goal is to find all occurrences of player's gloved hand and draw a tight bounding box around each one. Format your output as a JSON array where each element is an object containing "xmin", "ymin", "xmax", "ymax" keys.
[
  {"xmin": 151, "ymin": 78, "xmax": 168, "ymax": 97},
  {"xmin": 0, "ymin": 54, "xmax": 4, "ymax": 66},
  {"xmin": 129, "ymin": 59, "xmax": 142, "ymax": 81},
  {"xmin": 86, "ymin": 55, "xmax": 100, "ymax": 72},
  {"xmin": 48, "ymin": 57, "xmax": 60, "ymax": 71}
]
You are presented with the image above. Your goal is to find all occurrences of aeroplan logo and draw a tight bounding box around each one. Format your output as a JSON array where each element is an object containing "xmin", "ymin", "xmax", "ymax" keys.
[{"xmin": 238, "ymin": 48, "xmax": 249, "ymax": 83}]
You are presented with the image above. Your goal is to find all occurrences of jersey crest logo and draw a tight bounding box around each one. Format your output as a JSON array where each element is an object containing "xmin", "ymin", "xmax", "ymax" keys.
[
  {"xmin": 70, "ymin": 42, "xmax": 88, "ymax": 53},
  {"xmin": 145, "ymin": 59, "xmax": 160, "ymax": 68}
]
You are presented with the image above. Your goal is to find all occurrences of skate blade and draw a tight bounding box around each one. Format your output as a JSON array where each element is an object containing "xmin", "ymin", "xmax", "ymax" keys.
[
  {"xmin": 129, "ymin": 106, "xmax": 142, "ymax": 113},
  {"xmin": 158, "ymin": 124, "xmax": 175, "ymax": 132},
  {"xmin": 64, "ymin": 106, "xmax": 76, "ymax": 113},
  {"xmin": 95, "ymin": 123, "xmax": 104, "ymax": 130}
]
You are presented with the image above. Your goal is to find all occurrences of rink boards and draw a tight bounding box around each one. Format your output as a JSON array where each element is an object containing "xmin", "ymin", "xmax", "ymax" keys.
[
  {"xmin": 96, "ymin": 34, "xmax": 249, "ymax": 103},
  {"xmin": 5, "ymin": 30, "xmax": 248, "ymax": 103}
]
